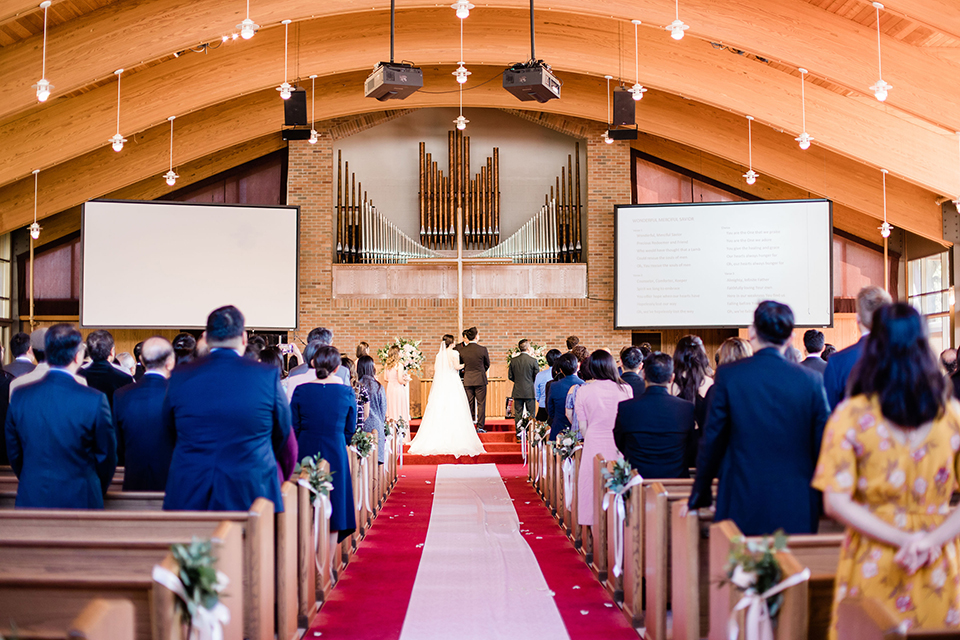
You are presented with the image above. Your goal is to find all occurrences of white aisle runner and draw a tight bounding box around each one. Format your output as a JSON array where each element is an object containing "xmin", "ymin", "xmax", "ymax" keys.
[{"xmin": 398, "ymin": 464, "xmax": 571, "ymax": 640}]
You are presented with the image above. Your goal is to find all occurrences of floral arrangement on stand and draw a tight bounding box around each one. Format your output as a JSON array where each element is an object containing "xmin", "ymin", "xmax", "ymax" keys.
[
  {"xmin": 723, "ymin": 531, "xmax": 789, "ymax": 620},
  {"xmin": 152, "ymin": 537, "xmax": 230, "ymax": 640},
  {"xmin": 506, "ymin": 343, "xmax": 548, "ymax": 369},
  {"xmin": 378, "ymin": 338, "xmax": 425, "ymax": 372},
  {"xmin": 351, "ymin": 430, "xmax": 374, "ymax": 459}
]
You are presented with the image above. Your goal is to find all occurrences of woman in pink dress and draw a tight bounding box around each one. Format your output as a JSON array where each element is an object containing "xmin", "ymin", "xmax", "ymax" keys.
[
  {"xmin": 384, "ymin": 346, "xmax": 411, "ymax": 425},
  {"xmin": 576, "ymin": 350, "xmax": 634, "ymax": 526}
]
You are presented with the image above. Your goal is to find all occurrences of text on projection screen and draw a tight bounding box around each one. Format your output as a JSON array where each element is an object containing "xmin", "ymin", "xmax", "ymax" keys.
[
  {"xmin": 82, "ymin": 201, "xmax": 298, "ymax": 329},
  {"xmin": 616, "ymin": 200, "xmax": 831, "ymax": 328}
]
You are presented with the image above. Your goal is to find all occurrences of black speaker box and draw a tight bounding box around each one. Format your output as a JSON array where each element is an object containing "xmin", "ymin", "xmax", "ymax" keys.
[
  {"xmin": 284, "ymin": 89, "xmax": 308, "ymax": 126},
  {"xmin": 282, "ymin": 128, "xmax": 312, "ymax": 141},
  {"xmin": 608, "ymin": 128, "xmax": 638, "ymax": 140},
  {"xmin": 612, "ymin": 86, "xmax": 635, "ymax": 126}
]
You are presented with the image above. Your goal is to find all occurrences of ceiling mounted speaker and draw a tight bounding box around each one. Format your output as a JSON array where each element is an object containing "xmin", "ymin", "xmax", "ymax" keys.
[
  {"xmin": 612, "ymin": 87, "xmax": 636, "ymax": 126},
  {"xmin": 284, "ymin": 89, "xmax": 308, "ymax": 126}
]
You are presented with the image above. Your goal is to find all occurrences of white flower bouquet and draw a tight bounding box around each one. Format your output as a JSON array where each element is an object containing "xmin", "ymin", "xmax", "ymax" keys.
[
  {"xmin": 507, "ymin": 343, "xmax": 547, "ymax": 369},
  {"xmin": 378, "ymin": 338, "xmax": 425, "ymax": 372}
]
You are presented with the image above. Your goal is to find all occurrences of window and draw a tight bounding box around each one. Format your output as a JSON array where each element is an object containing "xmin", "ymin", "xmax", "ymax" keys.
[
  {"xmin": 908, "ymin": 251, "xmax": 951, "ymax": 353},
  {"xmin": 17, "ymin": 233, "xmax": 81, "ymax": 318},
  {"xmin": 0, "ymin": 233, "xmax": 11, "ymax": 361}
]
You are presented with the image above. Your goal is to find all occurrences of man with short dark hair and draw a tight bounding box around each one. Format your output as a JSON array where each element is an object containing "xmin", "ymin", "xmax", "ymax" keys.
[
  {"xmin": 132, "ymin": 341, "xmax": 146, "ymax": 381},
  {"xmin": 940, "ymin": 348, "xmax": 958, "ymax": 378},
  {"xmin": 172, "ymin": 332, "xmax": 197, "ymax": 366},
  {"xmin": 535, "ymin": 349, "xmax": 562, "ymax": 421},
  {"xmin": 547, "ymin": 353, "xmax": 583, "ymax": 440},
  {"xmin": 687, "ymin": 301, "xmax": 830, "ymax": 535},
  {"xmin": 619, "ymin": 346, "xmax": 645, "ymax": 397},
  {"xmin": 823, "ymin": 285, "xmax": 892, "ymax": 409},
  {"xmin": 508, "ymin": 339, "xmax": 539, "ymax": 432},
  {"xmin": 163, "ymin": 306, "xmax": 293, "ymax": 512},
  {"xmin": 113, "ymin": 337, "xmax": 176, "ymax": 490},
  {"xmin": 460, "ymin": 326, "xmax": 490, "ymax": 432},
  {"xmin": 288, "ymin": 327, "xmax": 349, "ymax": 383},
  {"xmin": 9, "ymin": 328, "xmax": 87, "ymax": 397},
  {"xmin": 5, "ymin": 324, "xmax": 116, "ymax": 508},
  {"xmin": 78, "ymin": 329, "xmax": 134, "ymax": 407},
  {"xmin": 800, "ymin": 329, "xmax": 827, "ymax": 374},
  {"xmin": 4, "ymin": 332, "xmax": 35, "ymax": 378},
  {"xmin": 614, "ymin": 352, "xmax": 694, "ymax": 479}
]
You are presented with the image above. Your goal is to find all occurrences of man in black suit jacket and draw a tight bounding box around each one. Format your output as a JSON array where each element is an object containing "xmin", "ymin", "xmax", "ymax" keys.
[
  {"xmin": 823, "ymin": 285, "xmax": 891, "ymax": 409},
  {"xmin": 459, "ymin": 326, "xmax": 490, "ymax": 432},
  {"xmin": 163, "ymin": 306, "xmax": 292, "ymax": 513},
  {"xmin": 799, "ymin": 329, "xmax": 827, "ymax": 375},
  {"xmin": 508, "ymin": 339, "xmax": 540, "ymax": 430},
  {"xmin": 5, "ymin": 324, "xmax": 116, "ymax": 508},
  {"xmin": 619, "ymin": 346, "xmax": 646, "ymax": 398},
  {"xmin": 3, "ymin": 332, "xmax": 35, "ymax": 379},
  {"xmin": 113, "ymin": 337, "xmax": 176, "ymax": 491},
  {"xmin": 687, "ymin": 301, "xmax": 830, "ymax": 536},
  {"xmin": 79, "ymin": 330, "xmax": 134, "ymax": 408},
  {"xmin": 614, "ymin": 352, "xmax": 694, "ymax": 479}
]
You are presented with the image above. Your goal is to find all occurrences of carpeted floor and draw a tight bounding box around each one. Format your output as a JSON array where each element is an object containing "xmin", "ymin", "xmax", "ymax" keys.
[{"xmin": 306, "ymin": 463, "xmax": 639, "ymax": 640}]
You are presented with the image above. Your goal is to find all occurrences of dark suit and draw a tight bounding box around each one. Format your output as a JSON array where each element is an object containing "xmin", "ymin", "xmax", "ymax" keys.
[
  {"xmin": 800, "ymin": 355, "xmax": 827, "ymax": 375},
  {"xmin": 547, "ymin": 374, "xmax": 584, "ymax": 440},
  {"xmin": 113, "ymin": 373, "xmax": 174, "ymax": 491},
  {"xmin": 823, "ymin": 336, "xmax": 867, "ymax": 410},
  {"xmin": 5, "ymin": 370, "xmax": 116, "ymax": 508},
  {"xmin": 621, "ymin": 371, "xmax": 646, "ymax": 398},
  {"xmin": 79, "ymin": 360, "xmax": 134, "ymax": 408},
  {"xmin": 460, "ymin": 342, "xmax": 490, "ymax": 429},
  {"xmin": 4, "ymin": 358, "xmax": 35, "ymax": 379},
  {"xmin": 951, "ymin": 371, "xmax": 960, "ymax": 400},
  {"xmin": 0, "ymin": 373, "xmax": 11, "ymax": 465},
  {"xmin": 614, "ymin": 386, "xmax": 694, "ymax": 479},
  {"xmin": 162, "ymin": 349, "xmax": 291, "ymax": 513},
  {"xmin": 134, "ymin": 363, "xmax": 146, "ymax": 382},
  {"xmin": 688, "ymin": 347, "xmax": 830, "ymax": 535},
  {"xmin": 508, "ymin": 352, "xmax": 540, "ymax": 425}
]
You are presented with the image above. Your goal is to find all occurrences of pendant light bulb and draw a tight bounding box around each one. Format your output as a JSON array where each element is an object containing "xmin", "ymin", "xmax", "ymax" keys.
[
  {"xmin": 603, "ymin": 75, "xmax": 615, "ymax": 143},
  {"xmin": 451, "ymin": 0, "xmax": 474, "ymax": 19},
  {"xmin": 666, "ymin": 1, "xmax": 688, "ymax": 40},
  {"xmin": 237, "ymin": 0, "xmax": 258, "ymax": 38},
  {"xmin": 308, "ymin": 74, "xmax": 318, "ymax": 144},
  {"xmin": 795, "ymin": 69, "xmax": 814, "ymax": 150},
  {"xmin": 34, "ymin": 1, "xmax": 53, "ymax": 102},
  {"xmin": 870, "ymin": 3, "xmax": 892, "ymax": 103},
  {"xmin": 30, "ymin": 169, "xmax": 41, "ymax": 240},
  {"xmin": 30, "ymin": 222, "xmax": 41, "ymax": 240},
  {"xmin": 455, "ymin": 115, "xmax": 468, "ymax": 131},
  {"xmin": 277, "ymin": 20, "xmax": 292, "ymax": 99},
  {"xmin": 603, "ymin": 132, "xmax": 614, "ymax": 144},
  {"xmin": 109, "ymin": 69, "xmax": 127, "ymax": 152},
  {"xmin": 309, "ymin": 130, "xmax": 318, "ymax": 144},
  {"xmin": 163, "ymin": 116, "xmax": 178, "ymax": 187},
  {"xmin": 453, "ymin": 63, "xmax": 471, "ymax": 84}
]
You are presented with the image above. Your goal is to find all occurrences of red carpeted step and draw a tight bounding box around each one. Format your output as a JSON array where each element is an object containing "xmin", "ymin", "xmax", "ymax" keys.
[{"xmin": 401, "ymin": 452, "xmax": 524, "ymax": 465}]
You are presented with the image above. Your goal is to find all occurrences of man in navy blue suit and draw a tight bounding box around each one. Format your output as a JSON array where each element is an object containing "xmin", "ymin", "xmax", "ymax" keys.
[
  {"xmin": 687, "ymin": 301, "xmax": 830, "ymax": 535},
  {"xmin": 547, "ymin": 352, "xmax": 583, "ymax": 440},
  {"xmin": 5, "ymin": 323, "xmax": 116, "ymax": 508},
  {"xmin": 823, "ymin": 285, "xmax": 891, "ymax": 410},
  {"xmin": 163, "ymin": 305, "xmax": 292, "ymax": 513},
  {"xmin": 113, "ymin": 336, "xmax": 176, "ymax": 491}
]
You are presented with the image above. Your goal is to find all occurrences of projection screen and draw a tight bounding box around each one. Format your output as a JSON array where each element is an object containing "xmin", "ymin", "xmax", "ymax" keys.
[
  {"xmin": 615, "ymin": 199, "xmax": 832, "ymax": 329},
  {"xmin": 81, "ymin": 200, "xmax": 299, "ymax": 329}
]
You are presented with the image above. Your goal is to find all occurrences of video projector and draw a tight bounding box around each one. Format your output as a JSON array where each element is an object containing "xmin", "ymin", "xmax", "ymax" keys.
[
  {"xmin": 364, "ymin": 62, "xmax": 424, "ymax": 101},
  {"xmin": 502, "ymin": 62, "xmax": 561, "ymax": 103}
]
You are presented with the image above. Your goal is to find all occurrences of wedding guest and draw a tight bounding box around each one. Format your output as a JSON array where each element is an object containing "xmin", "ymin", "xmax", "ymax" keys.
[
  {"xmin": 356, "ymin": 342, "xmax": 369, "ymax": 359},
  {"xmin": 116, "ymin": 352, "xmax": 137, "ymax": 377},
  {"xmin": 619, "ymin": 346, "xmax": 645, "ymax": 397},
  {"xmin": 785, "ymin": 345, "xmax": 803, "ymax": 364},
  {"xmin": 547, "ymin": 353, "xmax": 582, "ymax": 440},
  {"xmin": 172, "ymin": 332, "xmax": 197, "ymax": 366},
  {"xmin": 344, "ymin": 356, "xmax": 368, "ymax": 436},
  {"xmin": 566, "ymin": 336, "xmax": 580, "ymax": 351},
  {"xmin": 801, "ymin": 329, "xmax": 828, "ymax": 374},
  {"xmin": 508, "ymin": 339, "xmax": 540, "ymax": 429},
  {"xmin": 260, "ymin": 346, "xmax": 286, "ymax": 376},
  {"xmin": 132, "ymin": 341, "xmax": 145, "ymax": 381},
  {"xmin": 576, "ymin": 350, "xmax": 633, "ymax": 529},
  {"xmin": 358, "ymin": 355, "xmax": 386, "ymax": 465},
  {"xmin": 638, "ymin": 343, "xmax": 653, "ymax": 360},
  {"xmin": 245, "ymin": 334, "xmax": 266, "ymax": 361},
  {"xmin": 717, "ymin": 337, "xmax": 753, "ymax": 367},
  {"xmin": 544, "ymin": 360, "xmax": 564, "ymax": 425},
  {"xmin": 78, "ymin": 330, "xmax": 134, "ymax": 408},
  {"xmin": 571, "ymin": 345, "xmax": 589, "ymax": 364},
  {"xmin": 4, "ymin": 332, "xmax": 35, "ymax": 378},
  {"xmin": 821, "ymin": 344, "xmax": 837, "ymax": 362},
  {"xmin": 814, "ymin": 303, "xmax": 960, "ymax": 637},
  {"xmin": 10, "ymin": 328, "xmax": 89, "ymax": 397},
  {"xmin": 672, "ymin": 335, "xmax": 713, "ymax": 466},
  {"xmin": 565, "ymin": 355, "xmax": 592, "ymax": 435},
  {"xmin": 535, "ymin": 349, "xmax": 562, "ymax": 421},
  {"xmin": 286, "ymin": 341, "xmax": 335, "ymax": 402},
  {"xmin": 384, "ymin": 345, "xmax": 411, "ymax": 425},
  {"xmin": 941, "ymin": 348, "xmax": 958, "ymax": 377},
  {"xmin": 289, "ymin": 328, "xmax": 350, "ymax": 384},
  {"xmin": 290, "ymin": 345, "xmax": 357, "ymax": 561}
]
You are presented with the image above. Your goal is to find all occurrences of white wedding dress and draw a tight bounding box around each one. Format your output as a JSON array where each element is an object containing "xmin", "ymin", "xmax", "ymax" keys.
[{"xmin": 408, "ymin": 344, "xmax": 486, "ymax": 458}]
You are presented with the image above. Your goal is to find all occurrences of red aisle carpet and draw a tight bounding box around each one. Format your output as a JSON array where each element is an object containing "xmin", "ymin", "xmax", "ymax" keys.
[{"xmin": 307, "ymin": 464, "xmax": 638, "ymax": 640}]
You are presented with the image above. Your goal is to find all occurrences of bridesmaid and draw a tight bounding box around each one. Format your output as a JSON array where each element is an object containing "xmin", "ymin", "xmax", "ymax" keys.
[
  {"xmin": 384, "ymin": 345, "xmax": 411, "ymax": 437},
  {"xmin": 290, "ymin": 345, "xmax": 357, "ymax": 567}
]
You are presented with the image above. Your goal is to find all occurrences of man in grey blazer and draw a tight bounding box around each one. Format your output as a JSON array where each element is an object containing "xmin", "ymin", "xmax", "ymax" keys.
[
  {"xmin": 459, "ymin": 327, "xmax": 490, "ymax": 433},
  {"xmin": 508, "ymin": 339, "xmax": 540, "ymax": 432},
  {"xmin": 4, "ymin": 332, "xmax": 35, "ymax": 378}
]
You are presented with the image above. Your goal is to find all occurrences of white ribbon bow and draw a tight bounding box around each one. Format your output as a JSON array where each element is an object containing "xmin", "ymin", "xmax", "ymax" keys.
[
  {"xmin": 601, "ymin": 473, "xmax": 644, "ymax": 578},
  {"xmin": 727, "ymin": 568, "xmax": 811, "ymax": 640},
  {"xmin": 561, "ymin": 447, "xmax": 582, "ymax": 510},
  {"xmin": 297, "ymin": 478, "xmax": 333, "ymax": 574},
  {"xmin": 520, "ymin": 426, "xmax": 528, "ymax": 467},
  {"xmin": 348, "ymin": 447, "xmax": 373, "ymax": 513},
  {"xmin": 152, "ymin": 565, "xmax": 231, "ymax": 640}
]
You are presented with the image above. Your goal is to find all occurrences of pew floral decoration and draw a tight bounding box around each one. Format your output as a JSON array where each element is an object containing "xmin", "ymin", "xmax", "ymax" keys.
[
  {"xmin": 506, "ymin": 343, "xmax": 547, "ymax": 369},
  {"xmin": 298, "ymin": 456, "xmax": 334, "ymax": 574},
  {"xmin": 351, "ymin": 430, "xmax": 374, "ymax": 459},
  {"xmin": 378, "ymin": 338, "xmax": 425, "ymax": 372},
  {"xmin": 601, "ymin": 458, "xmax": 637, "ymax": 495},
  {"xmin": 555, "ymin": 428, "xmax": 582, "ymax": 510},
  {"xmin": 152, "ymin": 537, "xmax": 230, "ymax": 640},
  {"xmin": 349, "ymin": 431, "xmax": 374, "ymax": 512},
  {"xmin": 532, "ymin": 421, "xmax": 550, "ymax": 481},
  {"xmin": 601, "ymin": 458, "xmax": 643, "ymax": 579}
]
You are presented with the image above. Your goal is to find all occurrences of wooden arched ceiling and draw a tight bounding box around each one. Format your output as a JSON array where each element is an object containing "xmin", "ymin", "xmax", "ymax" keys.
[{"xmin": 0, "ymin": 67, "xmax": 942, "ymax": 241}]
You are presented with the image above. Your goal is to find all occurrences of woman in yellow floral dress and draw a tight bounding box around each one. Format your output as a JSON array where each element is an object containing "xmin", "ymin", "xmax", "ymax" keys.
[{"xmin": 813, "ymin": 303, "xmax": 960, "ymax": 636}]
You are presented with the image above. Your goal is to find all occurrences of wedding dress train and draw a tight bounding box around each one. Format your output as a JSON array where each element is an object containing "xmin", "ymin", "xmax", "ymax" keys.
[{"xmin": 407, "ymin": 344, "xmax": 486, "ymax": 458}]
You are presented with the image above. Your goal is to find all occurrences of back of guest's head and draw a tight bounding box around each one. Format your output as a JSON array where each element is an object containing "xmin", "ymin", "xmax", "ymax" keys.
[
  {"xmin": 803, "ymin": 329, "xmax": 825, "ymax": 354},
  {"xmin": 313, "ymin": 346, "xmax": 342, "ymax": 380},
  {"xmin": 356, "ymin": 341, "xmax": 369, "ymax": 359},
  {"xmin": 464, "ymin": 326, "xmax": 478, "ymax": 341},
  {"xmin": 259, "ymin": 347, "xmax": 284, "ymax": 375},
  {"xmin": 941, "ymin": 349, "xmax": 959, "ymax": 376},
  {"xmin": 86, "ymin": 330, "xmax": 114, "ymax": 362},
  {"xmin": 589, "ymin": 350, "xmax": 623, "ymax": 385},
  {"xmin": 545, "ymin": 348, "xmax": 562, "ymax": 367},
  {"xmin": 714, "ymin": 350, "xmax": 720, "ymax": 367},
  {"xmin": 753, "ymin": 301, "xmax": 794, "ymax": 346},
  {"xmin": 643, "ymin": 352, "xmax": 674, "ymax": 385},
  {"xmin": 718, "ymin": 337, "xmax": 753, "ymax": 366},
  {"xmin": 673, "ymin": 335, "xmax": 711, "ymax": 402},
  {"xmin": 784, "ymin": 345, "xmax": 803, "ymax": 364},
  {"xmin": 46, "ymin": 324, "xmax": 83, "ymax": 367},
  {"xmin": 821, "ymin": 344, "xmax": 837, "ymax": 362},
  {"xmin": 579, "ymin": 356, "xmax": 594, "ymax": 381},
  {"xmin": 639, "ymin": 345, "xmax": 652, "ymax": 360},
  {"xmin": 621, "ymin": 346, "xmax": 643, "ymax": 371},
  {"xmin": 141, "ymin": 336, "xmax": 174, "ymax": 371},
  {"xmin": 341, "ymin": 356, "xmax": 356, "ymax": 384},
  {"xmin": 443, "ymin": 334, "xmax": 455, "ymax": 347},
  {"xmin": 302, "ymin": 341, "xmax": 322, "ymax": 370},
  {"xmin": 518, "ymin": 339, "xmax": 530, "ymax": 352},
  {"xmin": 357, "ymin": 355, "xmax": 377, "ymax": 381},
  {"xmin": 850, "ymin": 303, "xmax": 946, "ymax": 428},
  {"xmin": 10, "ymin": 332, "xmax": 31, "ymax": 358},
  {"xmin": 571, "ymin": 345, "xmax": 588, "ymax": 363},
  {"xmin": 307, "ymin": 327, "xmax": 333, "ymax": 346},
  {"xmin": 117, "ymin": 352, "xmax": 136, "ymax": 375},
  {"xmin": 566, "ymin": 335, "xmax": 580, "ymax": 350},
  {"xmin": 384, "ymin": 344, "xmax": 400, "ymax": 367},
  {"xmin": 30, "ymin": 328, "xmax": 47, "ymax": 363},
  {"xmin": 172, "ymin": 332, "xmax": 197, "ymax": 365},
  {"xmin": 856, "ymin": 286, "xmax": 893, "ymax": 330},
  {"xmin": 133, "ymin": 341, "xmax": 143, "ymax": 361},
  {"xmin": 206, "ymin": 305, "xmax": 245, "ymax": 345},
  {"xmin": 556, "ymin": 352, "xmax": 578, "ymax": 377}
]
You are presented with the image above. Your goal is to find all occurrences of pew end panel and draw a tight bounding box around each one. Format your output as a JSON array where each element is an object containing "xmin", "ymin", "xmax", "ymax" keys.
[
  {"xmin": 276, "ymin": 481, "xmax": 299, "ymax": 640},
  {"xmin": 591, "ymin": 456, "xmax": 613, "ymax": 583},
  {"xmin": 70, "ymin": 598, "xmax": 137, "ymax": 640}
]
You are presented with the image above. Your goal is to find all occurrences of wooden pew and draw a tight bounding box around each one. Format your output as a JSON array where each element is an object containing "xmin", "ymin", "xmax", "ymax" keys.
[
  {"xmin": 836, "ymin": 596, "xmax": 960, "ymax": 639},
  {"xmin": 642, "ymin": 482, "xmax": 695, "ymax": 639},
  {"xmin": 0, "ymin": 598, "xmax": 136, "ymax": 640},
  {"xmin": 297, "ymin": 462, "xmax": 335, "ymax": 629},
  {"xmin": 671, "ymin": 502, "xmax": 715, "ymax": 640},
  {"xmin": 0, "ymin": 520, "xmax": 244, "ymax": 640},
  {"xmin": 562, "ymin": 448, "xmax": 583, "ymax": 549},
  {"xmin": 591, "ymin": 455, "xmax": 612, "ymax": 582}
]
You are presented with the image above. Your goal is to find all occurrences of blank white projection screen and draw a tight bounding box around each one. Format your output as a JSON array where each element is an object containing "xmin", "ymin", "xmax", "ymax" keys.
[
  {"xmin": 82, "ymin": 201, "xmax": 299, "ymax": 329},
  {"xmin": 615, "ymin": 200, "xmax": 832, "ymax": 328}
]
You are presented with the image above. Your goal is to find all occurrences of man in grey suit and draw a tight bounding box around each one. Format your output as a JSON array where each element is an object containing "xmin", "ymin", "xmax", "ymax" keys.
[
  {"xmin": 459, "ymin": 327, "xmax": 490, "ymax": 433},
  {"xmin": 4, "ymin": 332, "xmax": 35, "ymax": 378},
  {"xmin": 508, "ymin": 339, "xmax": 539, "ymax": 432}
]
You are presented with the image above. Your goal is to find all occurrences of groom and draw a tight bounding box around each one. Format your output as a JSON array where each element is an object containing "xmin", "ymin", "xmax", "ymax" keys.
[{"xmin": 459, "ymin": 327, "xmax": 489, "ymax": 433}]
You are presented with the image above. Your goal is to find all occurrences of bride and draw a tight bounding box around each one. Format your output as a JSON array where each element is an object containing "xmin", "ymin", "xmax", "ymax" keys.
[{"xmin": 408, "ymin": 335, "xmax": 486, "ymax": 457}]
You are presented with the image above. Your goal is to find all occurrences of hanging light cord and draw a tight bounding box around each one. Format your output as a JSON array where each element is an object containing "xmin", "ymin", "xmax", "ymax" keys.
[
  {"xmin": 283, "ymin": 21, "xmax": 289, "ymax": 83},
  {"xmin": 33, "ymin": 171, "xmax": 39, "ymax": 226},
  {"xmin": 246, "ymin": 0, "xmax": 250, "ymax": 20},
  {"xmin": 800, "ymin": 70, "xmax": 807, "ymax": 131},
  {"xmin": 606, "ymin": 76, "xmax": 611, "ymax": 125},
  {"xmin": 168, "ymin": 118, "xmax": 175, "ymax": 170},
  {"xmin": 115, "ymin": 72, "xmax": 122, "ymax": 134},
  {"xmin": 882, "ymin": 169, "xmax": 888, "ymax": 224},
  {"xmin": 311, "ymin": 76, "xmax": 316, "ymax": 129},
  {"xmin": 875, "ymin": 4, "xmax": 883, "ymax": 80},
  {"xmin": 748, "ymin": 117, "xmax": 753, "ymax": 168},
  {"xmin": 634, "ymin": 21, "xmax": 639, "ymax": 84},
  {"xmin": 675, "ymin": 0, "xmax": 680, "ymax": 21},
  {"xmin": 41, "ymin": 3, "xmax": 48, "ymax": 79}
]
